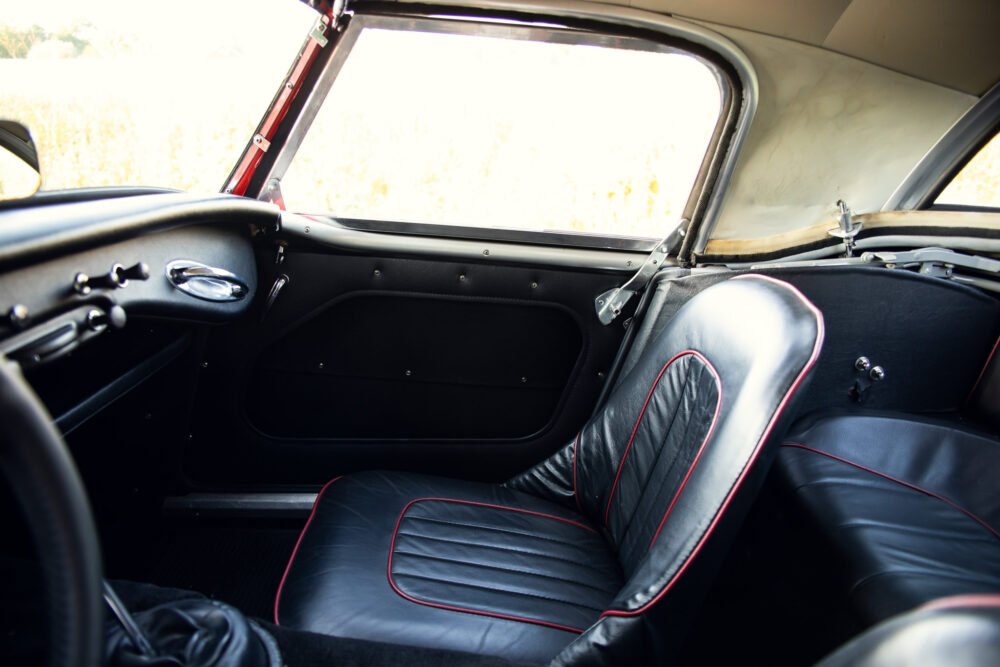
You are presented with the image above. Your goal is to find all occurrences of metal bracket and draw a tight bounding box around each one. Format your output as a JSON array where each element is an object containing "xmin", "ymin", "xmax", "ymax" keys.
[
  {"xmin": 828, "ymin": 199, "xmax": 863, "ymax": 257},
  {"xmin": 252, "ymin": 134, "xmax": 271, "ymax": 152},
  {"xmin": 260, "ymin": 177, "xmax": 284, "ymax": 209},
  {"xmin": 861, "ymin": 247, "xmax": 1000, "ymax": 276},
  {"xmin": 309, "ymin": 15, "xmax": 330, "ymax": 46},
  {"xmin": 261, "ymin": 274, "xmax": 290, "ymax": 323},
  {"xmin": 595, "ymin": 235, "xmax": 675, "ymax": 325}
]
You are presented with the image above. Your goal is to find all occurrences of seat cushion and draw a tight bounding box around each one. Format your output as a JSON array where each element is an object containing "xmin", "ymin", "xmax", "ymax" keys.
[
  {"xmin": 275, "ymin": 471, "xmax": 623, "ymax": 663},
  {"xmin": 778, "ymin": 412, "xmax": 1000, "ymax": 624}
]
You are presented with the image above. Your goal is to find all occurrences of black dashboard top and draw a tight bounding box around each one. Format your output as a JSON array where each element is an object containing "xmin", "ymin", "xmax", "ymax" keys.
[{"xmin": 0, "ymin": 192, "xmax": 278, "ymax": 272}]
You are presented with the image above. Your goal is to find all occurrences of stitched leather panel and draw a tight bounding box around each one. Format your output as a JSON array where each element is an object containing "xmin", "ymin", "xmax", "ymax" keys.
[
  {"xmin": 779, "ymin": 412, "xmax": 1000, "ymax": 624},
  {"xmin": 604, "ymin": 354, "xmax": 720, "ymax": 574},
  {"xmin": 275, "ymin": 471, "xmax": 620, "ymax": 663},
  {"xmin": 390, "ymin": 499, "xmax": 622, "ymax": 632}
]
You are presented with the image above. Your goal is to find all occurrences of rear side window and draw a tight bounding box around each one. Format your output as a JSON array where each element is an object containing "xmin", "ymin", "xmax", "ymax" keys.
[
  {"xmin": 278, "ymin": 17, "xmax": 725, "ymax": 242},
  {"xmin": 935, "ymin": 132, "xmax": 1000, "ymax": 209}
]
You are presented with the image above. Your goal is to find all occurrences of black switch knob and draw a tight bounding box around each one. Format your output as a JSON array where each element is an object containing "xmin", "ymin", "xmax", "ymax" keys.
[
  {"xmin": 120, "ymin": 262, "xmax": 150, "ymax": 283},
  {"xmin": 74, "ymin": 263, "xmax": 150, "ymax": 293},
  {"xmin": 85, "ymin": 305, "xmax": 127, "ymax": 332}
]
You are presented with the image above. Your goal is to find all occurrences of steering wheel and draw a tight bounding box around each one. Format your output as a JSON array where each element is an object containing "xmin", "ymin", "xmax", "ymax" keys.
[{"xmin": 0, "ymin": 355, "xmax": 102, "ymax": 667}]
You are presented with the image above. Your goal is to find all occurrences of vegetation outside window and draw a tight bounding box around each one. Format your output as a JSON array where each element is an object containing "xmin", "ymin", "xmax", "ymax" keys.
[
  {"xmin": 279, "ymin": 20, "xmax": 725, "ymax": 241},
  {"xmin": 935, "ymin": 132, "xmax": 1000, "ymax": 209},
  {"xmin": 0, "ymin": 0, "xmax": 315, "ymax": 193}
]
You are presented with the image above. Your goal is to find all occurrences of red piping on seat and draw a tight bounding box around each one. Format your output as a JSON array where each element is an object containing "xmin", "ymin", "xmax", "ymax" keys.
[
  {"xmin": 967, "ymin": 334, "xmax": 1000, "ymax": 402},
  {"xmin": 782, "ymin": 442, "xmax": 1000, "ymax": 541},
  {"xmin": 386, "ymin": 497, "xmax": 596, "ymax": 634},
  {"xmin": 601, "ymin": 273, "xmax": 825, "ymax": 619},
  {"xmin": 273, "ymin": 476, "xmax": 343, "ymax": 625},
  {"xmin": 572, "ymin": 432, "xmax": 582, "ymax": 512},
  {"xmin": 921, "ymin": 594, "xmax": 1000, "ymax": 611},
  {"xmin": 603, "ymin": 350, "xmax": 713, "ymax": 526},
  {"xmin": 648, "ymin": 359, "xmax": 722, "ymax": 549}
]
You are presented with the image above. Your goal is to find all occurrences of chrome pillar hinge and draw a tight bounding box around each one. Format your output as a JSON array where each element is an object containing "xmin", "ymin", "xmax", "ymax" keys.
[
  {"xmin": 261, "ymin": 177, "xmax": 284, "ymax": 208},
  {"xmin": 595, "ymin": 231, "xmax": 679, "ymax": 326}
]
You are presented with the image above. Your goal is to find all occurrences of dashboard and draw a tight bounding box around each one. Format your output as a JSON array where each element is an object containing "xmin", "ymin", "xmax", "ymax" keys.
[{"xmin": 0, "ymin": 190, "xmax": 276, "ymax": 432}]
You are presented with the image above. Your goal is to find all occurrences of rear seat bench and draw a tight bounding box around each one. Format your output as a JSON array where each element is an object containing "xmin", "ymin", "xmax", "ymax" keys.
[
  {"xmin": 777, "ymin": 344, "xmax": 1000, "ymax": 624},
  {"xmin": 779, "ymin": 411, "xmax": 1000, "ymax": 623}
]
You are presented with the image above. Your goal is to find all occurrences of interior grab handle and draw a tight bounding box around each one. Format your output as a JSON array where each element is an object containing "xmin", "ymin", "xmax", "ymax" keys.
[{"xmin": 166, "ymin": 259, "xmax": 248, "ymax": 302}]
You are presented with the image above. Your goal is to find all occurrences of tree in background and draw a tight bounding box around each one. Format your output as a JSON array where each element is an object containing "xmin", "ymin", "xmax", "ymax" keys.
[
  {"xmin": 0, "ymin": 25, "xmax": 45, "ymax": 58},
  {"xmin": 0, "ymin": 24, "xmax": 89, "ymax": 59}
]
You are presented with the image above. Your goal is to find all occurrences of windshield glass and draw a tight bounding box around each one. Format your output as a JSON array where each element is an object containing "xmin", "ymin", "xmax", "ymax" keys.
[{"xmin": 1, "ymin": 0, "xmax": 315, "ymax": 193}]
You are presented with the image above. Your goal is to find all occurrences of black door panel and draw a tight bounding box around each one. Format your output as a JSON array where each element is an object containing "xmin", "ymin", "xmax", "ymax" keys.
[
  {"xmin": 249, "ymin": 292, "xmax": 583, "ymax": 440},
  {"xmin": 186, "ymin": 244, "xmax": 634, "ymax": 486}
]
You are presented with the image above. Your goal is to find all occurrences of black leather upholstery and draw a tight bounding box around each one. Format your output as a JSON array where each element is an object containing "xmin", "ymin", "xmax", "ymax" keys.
[
  {"xmin": 815, "ymin": 595, "xmax": 1000, "ymax": 667},
  {"xmin": 970, "ymin": 336, "xmax": 1000, "ymax": 429},
  {"xmin": 779, "ymin": 412, "xmax": 1000, "ymax": 624},
  {"xmin": 275, "ymin": 275, "xmax": 824, "ymax": 664},
  {"xmin": 276, "ymin": 472, "xmax": 623, "ymax": 663}
]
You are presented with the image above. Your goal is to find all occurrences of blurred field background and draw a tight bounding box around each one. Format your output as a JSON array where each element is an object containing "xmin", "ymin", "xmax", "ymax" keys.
[
  {"xmin": 1, "ymin": 0, "xmax": 996, "ymax": 239},
  {"xmin": 0, "ymin": 0, "xmax": 720, "ymax": 239},
  {"xmin": 0, "ymin": 0, "xmax": 315, "ymax": 194},
  {"xmin": 938, "ymin": 133, "xmax": 1000, "ymax": 208},
  {"xmin": 281, "ymin": 29, "xmax": 721, "ymax": 238}
]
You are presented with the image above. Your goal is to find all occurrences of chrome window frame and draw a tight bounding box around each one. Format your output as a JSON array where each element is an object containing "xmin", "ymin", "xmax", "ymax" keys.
[{"xmin": 260, "ymin": 2, "xmax": 757, "ymax": 255}]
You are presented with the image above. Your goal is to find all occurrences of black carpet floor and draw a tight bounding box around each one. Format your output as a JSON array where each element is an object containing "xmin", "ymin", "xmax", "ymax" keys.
[{"xmin": 105, "ymin": 516, "xmax": 302, "ymax": 621}]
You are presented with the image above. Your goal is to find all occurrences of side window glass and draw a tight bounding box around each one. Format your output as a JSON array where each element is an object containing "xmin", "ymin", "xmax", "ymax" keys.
[
  {"xmin": 935, "ymin": 132, "xmax": 1000, "ymax": 209},
  {"xmin": 279, "ymin": 19, "xmax": 724, "ymax": 241}
]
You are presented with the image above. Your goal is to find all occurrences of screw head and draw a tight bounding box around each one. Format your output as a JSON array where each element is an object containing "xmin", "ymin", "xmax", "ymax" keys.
[
  {"xmin": 855, "ymin": 356, "xmax": 871, "ymax": 372},
  {"xmin": 530, "ymin": 282, "xmax": 538, "ymax": 289},
  {"xmin": 870, "ymin": 366, "xmax": 886, "ymax": 381},
  {"xmin": 404, "ymin": 369, "xmax": 412, "ymax": 377},
  {"xmin": 373, "ymin": 269, "xmax": 382, "ymax": 278},
  {"xmin": 482, "ymin": 249, "xmax": 490, "ymax": 256}
]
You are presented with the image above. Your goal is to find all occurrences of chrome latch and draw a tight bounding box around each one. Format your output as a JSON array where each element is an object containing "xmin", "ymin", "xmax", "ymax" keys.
[{"xmin": 166, "ymin": 260, "xmax": 248, "ymax": 302}]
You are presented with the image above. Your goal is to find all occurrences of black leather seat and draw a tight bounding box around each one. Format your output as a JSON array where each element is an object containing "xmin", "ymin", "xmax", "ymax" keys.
[
  {"xmin": 814, "ymin": 594, "xmax": 1000, "ymax": 667},
  {"xmin": 274, "ymin": 275, "xmax": 824, "ymax": 665},
  {"xmin": 779, "ymin": 412, "xmax": 1000, "ymax": 625}
]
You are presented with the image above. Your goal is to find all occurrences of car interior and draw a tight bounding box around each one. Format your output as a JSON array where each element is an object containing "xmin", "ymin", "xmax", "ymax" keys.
[{"xmin": 2, "ymin": 1, "xmax": 1000, "ymax": 666}]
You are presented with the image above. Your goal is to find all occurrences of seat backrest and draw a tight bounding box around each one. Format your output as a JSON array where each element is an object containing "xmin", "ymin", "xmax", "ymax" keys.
[{"xmin": 508, "ymin": 274, "xmax": 823, "ymax": 665}]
